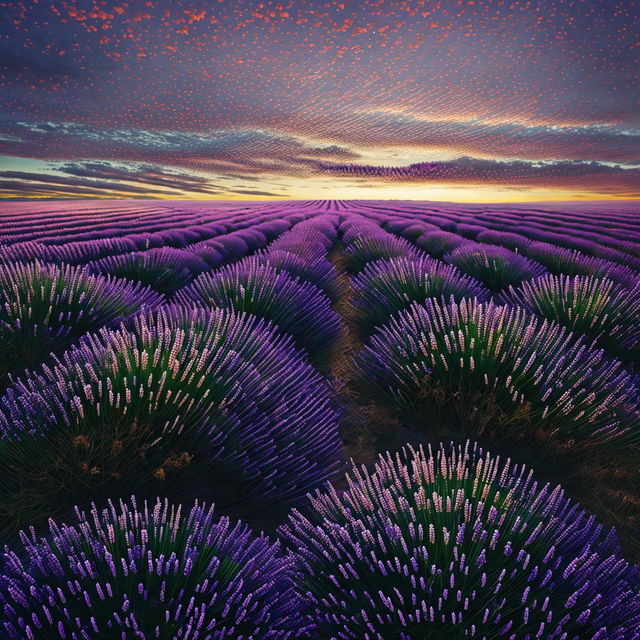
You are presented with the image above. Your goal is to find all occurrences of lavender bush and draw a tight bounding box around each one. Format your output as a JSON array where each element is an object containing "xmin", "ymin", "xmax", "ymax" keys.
[
  {"xmin": 243, "ymin": 250, "xmax": 340, "ymax": 300},
  {"xmin": 0, "ymin": 306, "xmax": 341, "ymax": 533},
  {"xmin": 350, "ymin": 255, "xmax": 490, "ymax": 335},
  {"xmin": 501, "ymin": 274, "xmax": 640, "ymax": 368},
  {"xmin": 0, "ymin": 260, "xmax": 162, "ymax": 388},
  {"xmin": 267, "ymin": 233, "xmax": 331, "ymax": 262},
  {"xmin": 281, "ymin": 441, "xmax": 640, "ymax": 639},
  {"xmin": 522, "ymin": 241, "xmax": 639, "ymax": 288},
  {"xmin": 415, "ymin": 230, "xmax": 467, "ymax": 258},
  {"xmin": 444, "ymin": 243, "xmax": 546, "ymax": 292},
  {"xmin": 175, "ymin": 263, "xmax": 340, "ymax": 357},
  {"xmin": 344, "ymin": 234, "xmax": 420, "ymax": 273},
  {"xmin": 359, "ymin": 298, "xmax": 639, "ymax": 441},
  {"xmin": 1, "ymin": 497, "xmax": 304, "ymax": 639},
  {"xmin": 87, "ymin": 247, "xmax": 209, "ymax": 295}
]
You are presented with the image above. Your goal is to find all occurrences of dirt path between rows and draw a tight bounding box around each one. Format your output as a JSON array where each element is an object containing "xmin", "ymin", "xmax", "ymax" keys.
[{"xmin": 322, "ymin": 246, "xmax": 403, "ymax": 474}]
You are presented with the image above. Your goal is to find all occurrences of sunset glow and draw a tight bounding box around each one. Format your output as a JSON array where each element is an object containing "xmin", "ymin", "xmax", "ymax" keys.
[{"xmin": 1, "ymin": 0, "xmax": 638, "ymax": 201}]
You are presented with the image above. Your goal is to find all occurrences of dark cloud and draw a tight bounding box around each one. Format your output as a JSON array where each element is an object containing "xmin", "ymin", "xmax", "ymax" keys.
[
  {"xmin": 0, "ymin": 162, "xmax": 226, "ymax": 198},
  {"xmin": 0, "ymin": 121, "xmax": 361, "ymax": 179},
  {"xmin": 0, "ymin": 170, "xmax": 168, "ymax": 193},
  {"xmin": 56, "ymin": 162, "xmax": 221, "ymax": 194},
  {"xmin": 229, "ymin": 188, "xmax": 287, "ymax": 197},
  {"xmin": 0, "ymin": 180, "xmax": 163, "ymax": 199},
  {"xmin": 1, "ymin": 48, "xmax": 83, "ymax": 80},
  {"xmin": 317, "ymin": 157, "xmax": 640, "ymax": 196},
  {"xmin": 276, "ymin": 112, "xmax": 640, "ymax": 164}
]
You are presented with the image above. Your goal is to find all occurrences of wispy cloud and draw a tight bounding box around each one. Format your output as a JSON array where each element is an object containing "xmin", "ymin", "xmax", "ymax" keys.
[{"xmin": 317, "ymin": 157, "xmax": 640, "ymax": 197}]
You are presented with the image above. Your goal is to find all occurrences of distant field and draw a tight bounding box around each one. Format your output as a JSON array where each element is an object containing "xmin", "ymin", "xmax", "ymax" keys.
[{"xmin": 1, "ymin": 200, "xmax": 639, "ymax": 639}]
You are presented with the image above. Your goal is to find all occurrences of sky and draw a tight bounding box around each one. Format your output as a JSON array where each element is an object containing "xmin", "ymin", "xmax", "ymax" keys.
[{"xmin": 0, "ymin": 0, "xmax": 638, "ymax": 201}]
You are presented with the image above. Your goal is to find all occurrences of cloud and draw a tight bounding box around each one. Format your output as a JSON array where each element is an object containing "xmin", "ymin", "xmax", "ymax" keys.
[
  {"xmin": 0, "ymin": 161, "xmax": 228, "ymax": 198},
  {"xmin": 0, "ymin": 0, "xmax": 636, "ymax": 203},
  {"xmin": 0, "ymin": 121, "xmax": 361, "ymax": 180},
  {"xmin": 0, "ymin": 180, "xmax": 160, "ymax": 199},
  {"xmin": 0, "ymin": 113, "xmax": 637, "ymax": 199},
  {"xmin": 229, "ymin": 188, "xmax": 286, "ymax": 197},
  {"xmin": 56, "ymin": 162, "xmax": 222, "ymax": 194},
  {"xmin": 276, "ymin": 110, "xmax": 640, "ymax": 164},
  {"xmin": 317, "ymin": 157, "xmax": 640, "ymax": 196}
]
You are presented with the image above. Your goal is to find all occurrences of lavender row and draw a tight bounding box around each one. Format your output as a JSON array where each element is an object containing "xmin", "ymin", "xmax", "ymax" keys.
[
  {"xmin": 0, "ymin": 305, "xmax": 342, "ymax": 535},
  {"xmin": 0, "ymin": 201, "xmax": 293, "ymax": 245},
  {"xmin": 0, "ymin": 214, "xmax": 345, "ymax": 533},
  {"xmin": 368, "ymin": 204, "xmax": 640, "ymax": 273},
  {"xmin": 339, "ymin": 217, "xmax": 486, "ymax": 338},
  {"xmin": 348, "ymin": 211, "xmax": 640, "ymax": 372},
  {"xmin": 500, "ymin": 274, "xmax": 640, "ymax": 369},
  {"xmin": 358, "ymin": 297, "xmax": 640, "ymax": 443},
  {"xmin": 0, "ymin": 260, "xmax": 164, "ymax": 390},
  {"xmin": 0, "ymin": 215, "xmax": 307, "ymax": 386},
  {"xmin": 353, "ymin": 201, "xmax": 640, "ymax": 263},
  {"xmin": 281, "ymin": 441, "xmax": 640, "ymax": 639},
  {"xmin": 0, "ymin": 216, "xmax": 296, "ymax": 267},
  {"xmin": 2, "ymin": 441, "xmax": 639, "ymax": 639},
  {"xmin": 338, "ymin": 214, "xmax": 640, "ymax": 442},
  {"xmin": 175, "ymin": 215, "xmax": 342, "ymax": 360}
]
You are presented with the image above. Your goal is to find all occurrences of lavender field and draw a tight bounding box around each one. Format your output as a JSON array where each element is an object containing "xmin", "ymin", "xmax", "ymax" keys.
[{"xmin": 1, "ymin": 199, "xmax": 639, "ymax": 638}]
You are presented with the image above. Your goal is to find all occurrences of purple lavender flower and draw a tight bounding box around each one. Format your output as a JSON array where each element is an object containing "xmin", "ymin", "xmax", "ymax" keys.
[
  {"xmin": 350, "ymin": 255, "xmax": 490, "ymax": 335},
  {"xmin": 0, "ymin": 305, "xmax": 341, "ymax": 533},
  {"xmin": 344, "ymin": 233, "xmax": 421, "ymax": 273},
  {"xmin": 522, "ymin": 241, "xmax": 639, "ymax": 289},
  {"xmin": 358, "ymin": 297, "xmax": 639, "ymax": 442},
  {"xmin": 415, "ymin": 230, "xmax": 467, "ymax": 258},
  {"xmin": 246, "ymin": 250, "xmax": 340, "ymax": 300},
  {"xmin": 0, "ymin": 260, "xmax": 162, "ymax": 388},
  {"xmin": 476, "ymin": 229, "xmax": 531, "ymax": 252},
  {"xmin": 0, "ymin": 241, "xmax": 48, "ymax": 265},
  {"xmin": 1, "ymin": 496, "xmax": 305, "ymax": 639},
  {"xmin": 340, "ymin": 220, "xmax": 383, "ymax": 246},
  {"xmin": 210, "ymin": 233, "xmax": 250, "ymax": 260},
  {"xmin": 501, "ymin": 274, "xmax": 640, "ymax": 368},
  {"xmin": 185, "ymin": 241, "xmax": 226, "ymax": 268},
  {"xmin": 41, "ymin": 236, "xmax": 141, "ymax": 265},
  {"xmin": 281, "ymin": 441, "xmax": 640, "ymax": 639},
  {"xmin": 175, "ymin": 262, "xmax": 340, "ymax": 357},
  {"xmin": 254, "ymin": 219, "xmax": 292, "ymax": 240},
  {"xmin": 454, "ymin": 222, "xmax": 487, "ymax": 240},
  {"xmin": 445, "ymin": 242, "xmax": 546, "ymax": 291},
  {"xmin": 87, "ymin": 247, "xmax": 209, "ymax": 295},
  {"xmin": 267, "ymin": 230, "xmax": 331, "ymax": 261}
]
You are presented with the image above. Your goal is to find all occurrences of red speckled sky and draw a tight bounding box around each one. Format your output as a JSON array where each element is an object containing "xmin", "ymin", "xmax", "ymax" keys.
[{"xmin": 0, "ymin": 0, "xmax": 638, "ymax": 201}]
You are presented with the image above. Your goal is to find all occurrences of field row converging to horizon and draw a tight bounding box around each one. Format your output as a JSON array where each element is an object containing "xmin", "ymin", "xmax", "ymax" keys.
[{"xmin": 0, "ymin": 199, "xmax": 639, "ymax": 639}]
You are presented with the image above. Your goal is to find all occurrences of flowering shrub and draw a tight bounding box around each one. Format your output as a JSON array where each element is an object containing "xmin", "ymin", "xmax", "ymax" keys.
[
  {"xmin": 445, "ymin": 243, "xmax": 546, "ymax": 291},
  {"xmin": 243, "ymin": 250, "xmax": 340, "ymax": 300},
  {"xmin": 0, "ymin": 260, "xmax": 162, "ymax": 388},
  {"xmin": 281, "ymin": 441, "xmax": 640, "ymax": 639},
  {"xmin": 344, "ymin": 234, "xmax": 420, "ymax": 273},
  {"xmin": 87, "ymin": 247, "xmax": 209, "ymax": 294},
  {"xmin": 175, "ymin": 263, "xmax": 340, "ymax": 357},
  {"xmin": 501, "ymin": 274, "xmax": 640, "ymax": 367},
  {"xmin": 415, "ymin": 230, "xmax": 467, "ymax": 257},
  {"xmin": 350, "ymin": 256, "xmax": 490, "ymax": 335},
  {"xmin": 522, "ymin": 242, "xmax": 639, "ymax": 288},
  {"xmin": 359, "ymin": 298, "xmax": 639, "ymax": 441},
  {"xmin": 0, "ymin": 306, "xmax": 341, "ymax": 533},
  {"xmin": 1, "ymin": 497, "xmax": 304, "ymax": 639}
]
